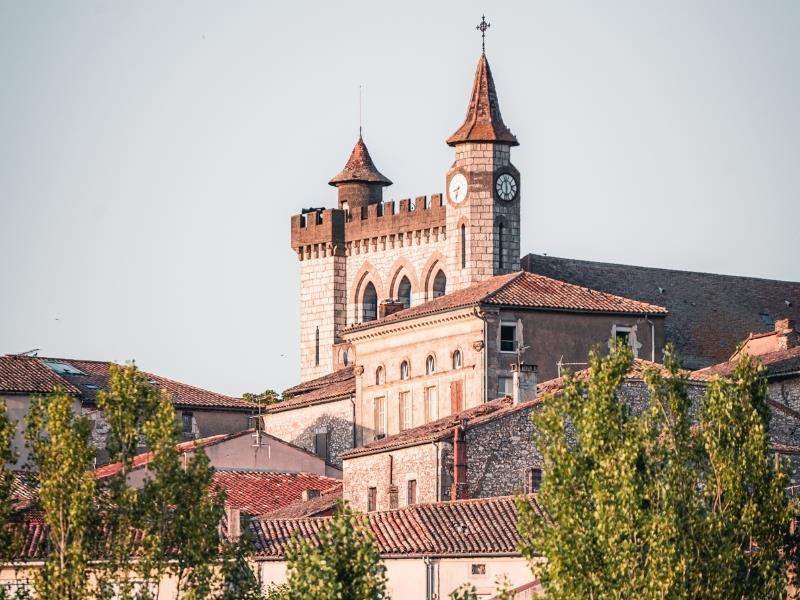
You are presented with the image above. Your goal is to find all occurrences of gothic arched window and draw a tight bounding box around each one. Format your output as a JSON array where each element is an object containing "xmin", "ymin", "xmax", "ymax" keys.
[
  {"xmin": 433, "ymin": 270, "xmax": 446, "ymax": 298},
  {"xmin": 461, "ymin": 224, "xmax": 467, "ymax": 269},
  {"xmin": 362, "ymin": 282, "xmax": 377, "ymax": 322},
  {"xmin": 400, "ymin": 360, "xmax": 410, "ymax": 381},
  {"xmin": 398, "ymin": 276, "xmax": 412, "ymax": 309},
  {"xmin": 426, "ymin": 355, "xmax": 435, "ymax": 375},
  {"xmin": 315, "ymin": 326, "xmax": 320, "ymax": 366},
  {"xmin": 452, "ymin": 349, "xmax": 462, "ymax": 370}
]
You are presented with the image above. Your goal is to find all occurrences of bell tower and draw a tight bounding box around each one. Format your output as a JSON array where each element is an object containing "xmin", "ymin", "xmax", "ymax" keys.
[{"xmin": 445, "ymin": 28, "xmax": 521, "ymax": 292}]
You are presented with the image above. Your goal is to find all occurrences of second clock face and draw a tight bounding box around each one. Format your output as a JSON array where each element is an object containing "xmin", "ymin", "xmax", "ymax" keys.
[
  {"xmin": 448, "ymin": 173, "xmax": 468, "ymax": 204},
  {"xmin": 496, "ymin": 173, "xmax": 518, "ymax": 201}
]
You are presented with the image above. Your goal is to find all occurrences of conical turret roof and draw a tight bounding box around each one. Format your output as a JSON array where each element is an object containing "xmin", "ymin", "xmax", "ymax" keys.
[
  {"xmin": 328, "ymin": 135, "xmax": 392, "ymax": 187},
  {"xmin": 447, "ymin": 53, "xmax": 518, "ymax": 147}
]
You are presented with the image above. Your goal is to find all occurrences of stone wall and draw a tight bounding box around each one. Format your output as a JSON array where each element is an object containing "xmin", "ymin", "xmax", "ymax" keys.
[
  {"xmin": 342, "ymin": 442, "xmax": 446, "ymax": 511},
  {"xmin": 263, "ymin": 397, "xmax": 354, "ymax": 468}
]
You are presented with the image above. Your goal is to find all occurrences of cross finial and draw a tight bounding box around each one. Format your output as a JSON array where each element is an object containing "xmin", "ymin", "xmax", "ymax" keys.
[{"xmin": 476, "ymin": 15, "xmax": 490, "ymax": 53}]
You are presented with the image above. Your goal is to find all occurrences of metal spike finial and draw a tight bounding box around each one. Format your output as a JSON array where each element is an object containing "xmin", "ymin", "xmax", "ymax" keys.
[{"xmin": 476, "ymin": 15, "xmax": 490, "ymax": 53}]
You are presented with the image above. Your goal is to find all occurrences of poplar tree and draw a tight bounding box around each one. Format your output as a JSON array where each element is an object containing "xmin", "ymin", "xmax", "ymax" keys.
[
  {"xmin": 517, "ymin": 342, "xmax": 791, "ymax": 599},
  {"xmin": 24, "ymin": 390, "xmax": 96, "ymax": 600},
  {"xmin": 0, "ymin": 397, "xmax": 17, "ymax": 557},
  {"xmin": 284, "ymin": 501, "xmax": 386, "ymax": 600}
]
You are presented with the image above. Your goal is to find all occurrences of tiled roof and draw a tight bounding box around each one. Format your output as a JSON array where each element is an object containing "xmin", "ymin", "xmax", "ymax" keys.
[
  {"xmin": 328, "ymin": 135, "xmax": 392, "ymax": 187},
  {"xmin": 251, "ymin": 495, "xmax": 539, "ymax": 559},
  {"xmin": 522, "ymin": 253, "xmax": 800, "ymax": 370},
  {"xmin": 10, "ymin": 471, "xmax": 39, "ymax": 511},
  {"xmin": 94, "ymin": 430, "xmax": 252, "ymax": 479},
  {"xmin": 0, "ymin": 355, "xmax": 80, "ymax": 395},
  {"xmin": 447, "ymin": 53, "xmax": 519, "ymax": 147},
  {"xmin": 213, "ymin": 470, "xmax": 342, "ymax": 517},
  {"xmin": 260, "ymin": 487, "xmax": 343, "ymax": 519},
  {"xmin": 37, "ymin": 357, "xmax": 256, "ymax": 411},
  {"xmin": 697, "ymin": 346, "xmax": 800, "ymax": 379},
  {"xmin": 270, "ymin": 367, "xmax": 355, "ymax": 413},
  {"xmin": 343, "ymin": 271, "xmax": 667, "ymax": 334}
]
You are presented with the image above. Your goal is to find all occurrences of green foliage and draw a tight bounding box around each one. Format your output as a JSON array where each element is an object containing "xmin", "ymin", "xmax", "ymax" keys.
[
  {"xmin": 518, "ymin": 341, "xmax": 791, "ymax": 599},
  {"xmin": 25, "ymin": 389, "xmax": 96, "ymax": 600},
  {"xmin": 242, "ymin": 389, "xmax": 287, "ymax": 406},
  {"xmin": 263, "ymin": 583, "xmax": 290, "ymax": 600},
  {"xmin": 0, "ymin": 396, "xmax": 18, "ymax": 559},
  {"xmin": 213, "ymin": 530, "xmax": 264, "ymax": 600},
  {"xmin": 448, "ymin": 583, "xmax": 478, "ymax": 600},
  {"xmin": 285, "ymin": 500, "xmax": 386, "ymax": 599}
]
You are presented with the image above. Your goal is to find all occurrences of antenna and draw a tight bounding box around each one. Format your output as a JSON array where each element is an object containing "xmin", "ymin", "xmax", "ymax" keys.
[{"xmin": 359, "ymin": 84, "xmax": 364, "ymax": 136}]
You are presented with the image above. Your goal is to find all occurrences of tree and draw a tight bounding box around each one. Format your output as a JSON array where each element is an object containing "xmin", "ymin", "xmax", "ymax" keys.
[
  {"xmin": 0, "ymin": 396, "xmax": 17, "ymax": 557},
  {"xmin": 518, "ymin": 342, "xmax": 791, "ymax": 599},
  {"xmin": 242, "ymin": 389, "xmax": 287, "ymax": 407},
  {"xmin": 24, "ymin": 390, "xmax": 96, "ymax": 600},
  {"xmin": 284, "ymin": 500, "xmax": 386, "ymax": 599}
]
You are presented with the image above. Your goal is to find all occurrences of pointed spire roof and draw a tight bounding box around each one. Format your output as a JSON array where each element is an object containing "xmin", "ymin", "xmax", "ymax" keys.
[
  {"xmin": 447, "ymin": 53, "xmax": 518, "ymax": 147},
  {"xmin": 328, "ymin": 135, "xmax": 392, "ymax": 187}
]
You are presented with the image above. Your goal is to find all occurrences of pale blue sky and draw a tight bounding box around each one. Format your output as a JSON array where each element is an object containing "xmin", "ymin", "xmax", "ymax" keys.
[{"xmin": 1, "ymin": 1, "xmax": 798, "ymax": 396}]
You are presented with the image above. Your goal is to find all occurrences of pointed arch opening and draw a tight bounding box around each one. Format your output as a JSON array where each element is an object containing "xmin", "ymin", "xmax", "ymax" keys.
[
  {"xmin": 433, "ymin": 270, "xmax": 447, "ymax": 298},
  {"xmin": 398, "ymin": 276, "xmax": 412, "ymax": 308},
  {"xmin": 362, "ymin": 282, "xmax": 377, "ymax": 322}
]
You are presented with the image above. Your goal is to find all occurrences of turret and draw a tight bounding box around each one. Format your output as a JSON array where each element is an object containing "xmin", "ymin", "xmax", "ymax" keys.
[{"xmin": 329, "ymin": 135, "xmax": 392, "ymax": 210}]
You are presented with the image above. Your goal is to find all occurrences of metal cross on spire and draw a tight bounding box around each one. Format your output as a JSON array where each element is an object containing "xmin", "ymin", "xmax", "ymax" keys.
[{"xmin": 476, "ymin": 15, "xmax": 490, "ymax": 53}]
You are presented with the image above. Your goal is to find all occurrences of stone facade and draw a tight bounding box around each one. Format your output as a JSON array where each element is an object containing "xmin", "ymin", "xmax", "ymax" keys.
[{"xmin": 262, "ymin": 397, "xmax": 354, "ymax": 468}]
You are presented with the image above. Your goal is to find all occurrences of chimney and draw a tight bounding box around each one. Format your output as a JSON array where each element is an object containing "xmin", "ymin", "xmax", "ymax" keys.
[
  {"xmin": 512, "ymin": 363, "xmax": 538, "ymax": 405},
  {"xmin": 379, "ymin": 299, "xmax": 405, "ymax": 319},
  {"xmin": 450, "ymin": 424, "xmax": 468, "ymax": 500},
  {"xmin": 301, "ymin": 489, "xmax": 321, "ymax": 502},
  {"xmin": 225, "ymin": 507, "xmax": 241, "ymax": 541},
  {"xmin": 775, "ymin": 318, "xmax": 798, "ymax": 350}
]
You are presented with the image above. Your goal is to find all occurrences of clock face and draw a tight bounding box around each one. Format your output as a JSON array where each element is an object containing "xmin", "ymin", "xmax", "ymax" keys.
[
  {"xmin": 495, "ymin": 173, "xmax": 518, "ymax": 201},
  {"xmin": 448, "ymin": 173, "xmax": 468, "ymax": 204}
]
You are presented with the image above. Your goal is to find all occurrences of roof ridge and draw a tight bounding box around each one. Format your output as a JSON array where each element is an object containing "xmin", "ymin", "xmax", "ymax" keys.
[{"xmin": 482, "ymin": 271, "xmax": 526, "ymax": 303}]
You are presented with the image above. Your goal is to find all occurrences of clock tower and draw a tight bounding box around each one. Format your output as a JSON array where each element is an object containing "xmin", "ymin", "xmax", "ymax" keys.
[{"xmin": 445, "ymin": 47, "xmax": 521, "ymax": 291}]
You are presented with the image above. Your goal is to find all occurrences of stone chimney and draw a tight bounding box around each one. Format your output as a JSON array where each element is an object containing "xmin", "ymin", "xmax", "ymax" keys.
[
  {"xmin": 302, "ymin": 489, "xmax": 321, "ymax": 502},
  {"xmin": 225, "ymin": 507, "xmax": 241, "ymax": 541},
  {"xmin": 512, "ymin": 363, "xmax": 538, "ymax": 405},
  {"xmin": 775, "ymin": 319, "xmax": 798, "ymax": 351},
  {"xmin": 379, "ymin": 299, "xmax": 405, "ymax": 319}
]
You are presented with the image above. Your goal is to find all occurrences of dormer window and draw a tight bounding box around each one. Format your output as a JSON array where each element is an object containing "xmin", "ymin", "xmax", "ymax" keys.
[
  {"xmin": 400, "ymin": 360, "xmax": 410, "ymax": 381},
  {"xmin": 426, "ymin": 355, "xmax": 435, "ymax": 375}
]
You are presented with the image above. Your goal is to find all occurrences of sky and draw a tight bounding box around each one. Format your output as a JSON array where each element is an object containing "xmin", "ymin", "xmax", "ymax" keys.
[{"xmin": 1, "ymin": 1, "xmax": 798, "ymax": 396}]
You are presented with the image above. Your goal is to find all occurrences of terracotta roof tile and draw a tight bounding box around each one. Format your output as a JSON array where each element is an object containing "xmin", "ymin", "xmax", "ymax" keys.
[
  {"xmin": 259, "ymin": 487, "xmax": 343, "ymax": 519},
  {"xmin": 522, "ymin": 253, "xmax": 800, "ymax": 369},
  {"xmin": 251, "ymin": 495, "xmax": 540, "ymax": 558},
  {"xmin": 447, "ymin": 53, "xmax": 519, "ymax": 147},
  {"xmin": 697, "ymin": 346, "xmax": 800, "ymax": 379},
  {"xmin": 270, "ymin": 367, "xmax": 355, "ymax": 413},
  {"xmin": 328, "ymin": 136, "xmax": 392, "ymax": 187},
  {"xmin": 343, "ymin": 271, "xmax": 666, "ymax": 334},
  {"xmin": 213, "ymin": 470, "xmax": 342, "ymax": 517},
  {"xmin": 0, "ymin": 355, "xmax": 80, "ymax": 395}
]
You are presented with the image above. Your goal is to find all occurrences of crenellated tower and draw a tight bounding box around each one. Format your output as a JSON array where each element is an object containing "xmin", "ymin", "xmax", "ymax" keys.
[{"xmin": 445, "ymin": 50, "xmax": 521, "ymax": 292}]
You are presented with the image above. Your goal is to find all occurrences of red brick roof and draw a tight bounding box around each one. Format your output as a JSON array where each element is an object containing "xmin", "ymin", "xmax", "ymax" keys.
[
  {"xmin": 270, "ymin": 367, "xmax": 355, "ymax": 413},
  {"xmin": 0, "ymin": 355, "xmax": 80, "ymax": 395},
  {"xmin": 10, "ymin": 471, "xmax": 39, "ymax": 511},
  {"xmin": 37, "ymin": 357, "xmax": 256, "ymax": 411},
  {"xmin": 260, "ymin": 487, "xmax": 342, "ymax": 519},
  {"xmin": 697, "ymin": 346, "xmax": 800, "ymax": 379},
  {"xmin": 343, "ymin": 271, "xmax": 667, "ymax": 334},
  {"xmin": 328, "ymin": 135, "xmax": 392, "ymax": 187},
  {"xmin": 251, "ymin": 495, "xmax": 540, "ymax": 559},
  {"xmin": 213, "ymin": 470, "xmax": 342, "ymax": 516},
  {"xmin": 447, "ymin": 53, "xmax": 519, "ymax": 147}
]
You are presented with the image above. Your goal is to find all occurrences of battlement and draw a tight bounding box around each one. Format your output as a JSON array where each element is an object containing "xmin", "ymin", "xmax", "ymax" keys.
[{"xmin": 292, "ymin": 194, "xmax": 445, "ymax": 256}]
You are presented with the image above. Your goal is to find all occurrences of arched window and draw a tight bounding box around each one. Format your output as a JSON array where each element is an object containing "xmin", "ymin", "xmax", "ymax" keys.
[
  {"xmin": 315, "ymin": 326, "xmax": 320, "ymax": 366},
  {"xmin": 433, "ymin": 270, "xmax": 446, "ymax": 298},
  {"xmin": 375, "ymin": 366, "xmax": 384, "ymax": 385},
  {"xmin": 460, "ymin": 224, "xmax": 467, "ymax": 269},
  {"xmin": 400, "ymin": 360, "xmax": 410, "ymax": 381},
  {"xmin": 398, "ymin": 276, "xmax": 412, "ymax": 308},
  {"xmin": 498, "ymin": 221, "xmax": 505, "ymax": 270},
  {"xmin": 452, "ymin": 349, "xmax": 462, "ymax": 369},
  {"xmin": 362, "ymin": 282, "xmax": 377, "ymax": 322},
  {"xmin": 426, "ymin": 355, "xmax": 435, "ymax": 375}
]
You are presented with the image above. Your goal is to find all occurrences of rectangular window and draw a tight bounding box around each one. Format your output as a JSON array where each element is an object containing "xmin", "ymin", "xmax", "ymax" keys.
[
  {"xmin": 424, "ymin": 386, "xmax": 438, "ymax": 423},
  {"xmin": 374, "ymin": 397, "xmax": 386, "ymax": 438},
  {"xmin": 500, "ymin": 323, "xmax": 517, "ymax": 352},
  {"xmin": 471, "ymin": 564, "xmax": 487, "ymax": 576},
  {"xmin": 367, "ymin": 487, "xmax": 377, "ymax": 512},
  {"xmin": 526, "ymin": 467, "xmax": 543, "ymax": 493},
  {"xmin": 314, "ymin": 430, "xmax": 329, "ymax": 461},
  {"xmin": 389, "ymin": 485, "xmax": 399, "ymax": 509},
  {"xmin": 497, "ymin": 376, "xmax": 512, "ymax": 397},
  {"xmin": 407, "ymin": 479, "xmax": 417, "ymax": 505},
  {"xmin": 399, "ymin": 391, "xmax": 412, "ymax": 430},
  {"xmin": 181, "ymin": 412, "xmax": 194, "ymax": 435}
]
